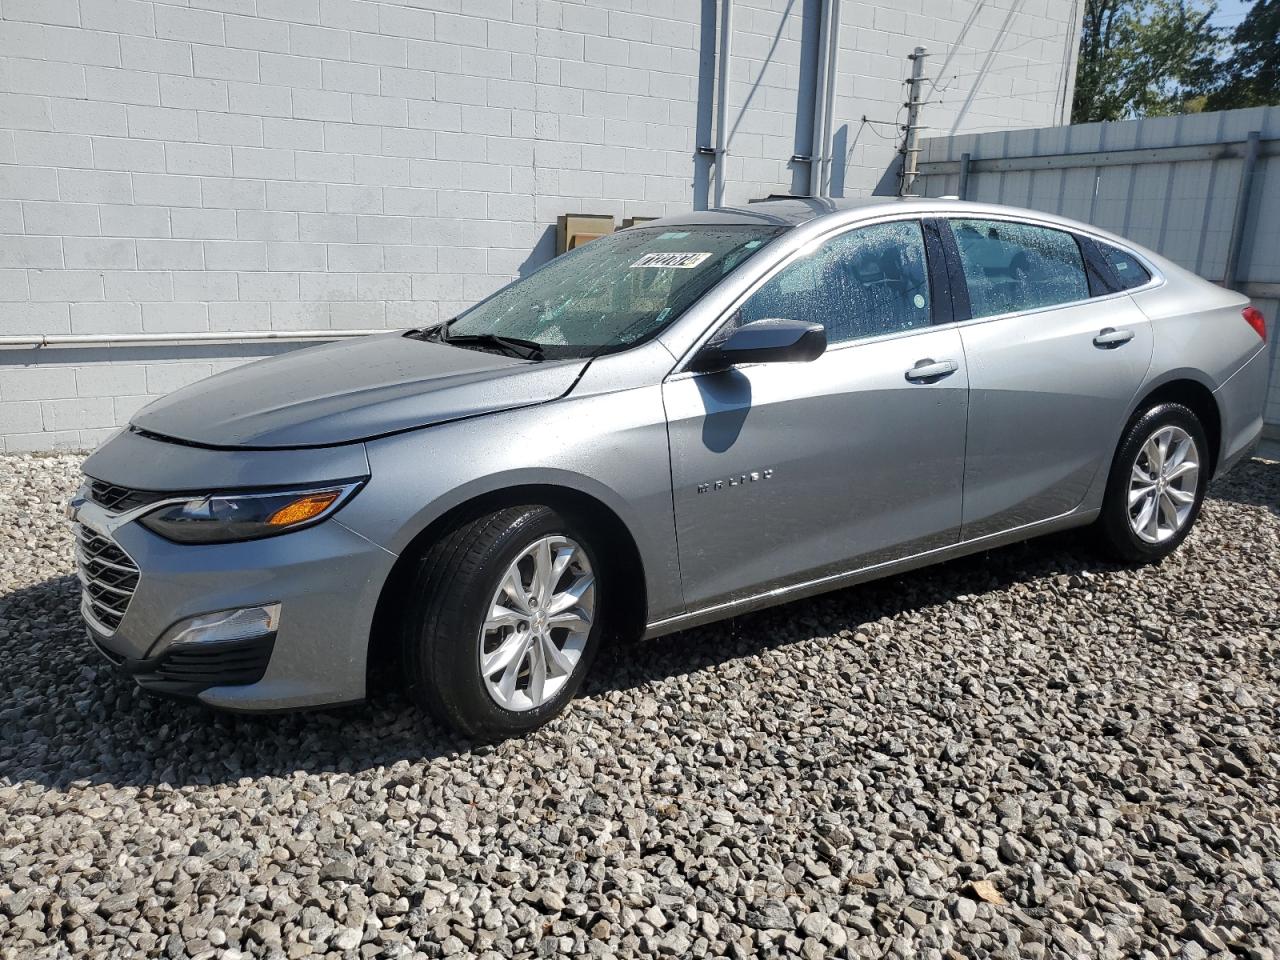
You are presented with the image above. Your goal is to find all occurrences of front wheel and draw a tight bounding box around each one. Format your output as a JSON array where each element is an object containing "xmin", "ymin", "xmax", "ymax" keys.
[
  {"xmin": 1096, "ymin": 402, "xmax": 1209, "ymax": 564},
  {"xmin": 400, "ymin": 505, "xmax": 603, "ymax": 740}
]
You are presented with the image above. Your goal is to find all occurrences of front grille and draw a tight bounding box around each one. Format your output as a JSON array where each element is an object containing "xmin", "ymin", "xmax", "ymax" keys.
[
  {"xmin": 74, "ymin": 523, "xmax": 139, "ymax": 634},
  {"xmin": 87, "ymin": 479, "xmax": 168, "ymax": 514}
]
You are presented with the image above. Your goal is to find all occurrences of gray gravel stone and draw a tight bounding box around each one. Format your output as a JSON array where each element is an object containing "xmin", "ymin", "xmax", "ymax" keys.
[{"xmin": 2, "ymin": 452, "xmax": 1279, "ymax": 960}]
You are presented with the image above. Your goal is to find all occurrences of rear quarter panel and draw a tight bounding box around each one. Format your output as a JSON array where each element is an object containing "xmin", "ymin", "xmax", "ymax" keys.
[
  {"xmin": 1129, "ymin": 255, "xmax": 1266, "ymax": 473},
  {"xmin": 1130, "ymin": 256, "xmax": 1255, "ymax": 386}
]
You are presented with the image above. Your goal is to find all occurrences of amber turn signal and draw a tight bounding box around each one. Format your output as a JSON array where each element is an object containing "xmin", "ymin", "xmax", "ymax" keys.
[{"xmin": 267, "ymin": 491, "xmax": 341, "ymax": 527}]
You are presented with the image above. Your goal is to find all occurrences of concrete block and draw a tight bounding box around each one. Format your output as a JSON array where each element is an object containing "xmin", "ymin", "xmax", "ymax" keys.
[
  {"xmin": 120, "ymin": 35, "xmax": 194, "ymax": 76},
  {"xmin": 266, "ymin": 240, "xmax": 327, "ymax": 271},
  {"xmin": 75, "ymin": 363, "xmax": 148, "ymax": 397},
  {"xmin": 193, "ymin": 44, "xmax": 261, "ymax": 83},
  {"xmin": 3, "ymin": 55, "xmax": 87, "ymax": 98},
  {"xmin": 21, "ymin": 201, "xmax": 100, "ymax": 237},
  {"xmin": 51, "ymin": 97, "xmax": 128, "ymax": 136},
  {"xmin": 160, "ymin": 74, "xmax": 230, "ymax": 111},
  {"xmin": 145, "ymin": 361, "xmax": 214, "ymax": 393},
  {"xmin": 237, "ymin": 210, "xmax": 299, "ymax": 241},
  {"xmin": 1, "ymin": 366, "xmax": 77, "ymax": 401},
  {"xmin": 156, "ymin": 5, "xmax": 225, "ymax": 45},
  {"xmin": 171, "ymin": 269, "xmax": 237, "ymax": 301},
  {"xmin": 100, "ymin": 203, "xmax": 171, "ymax": 238},
  {"xmin": 70, "ymin": 301, "xmax": 142, "ymax": 333},
  {"xmin": 228, "ymin": 81, "xmax": 292, "ymax": 117},
  {"xmin": 165, "ymin": 142, "xmax": 232, "ymax": 177},
  {"xmin": 225, "ymin": 14, "xmax": 290, "ymax": 53},
  {"xmin": 266, "ymin": 180, "xmax": 327, "ymax": 212},
  {"xmin": 0, "ymin": 401, "xmax": 45, "ymax": 435},
  {"xmin": 203, "ymin": 240, "xmax": 267, "ymax": 270},
  {"xmin": 28, "ymin": 269, "xmax": 104, "ymax": 301},
  {"xmin": 172, "ymin": 207, "xmax": 237, "ymax": 239},
  {"xmin": 137, "ymin": 239, "xmax": 205, "ymax": 270},
  {"xmin": 5, "ymin": 0, "xmax": 81, "ymax": 27},
  {"xmin": 238, "ymin": 270, "xmax": 300, "ymax": 301},
  {"xmin": 103, "ymin": 269, "xmax": 173, "ymax": 301},
  {"xmin": 0, "ymin": 302, "xmax": 70, "ymax": 336},
  {"xmin": 0, "ymin": 235, "xmax": 63, "ymax": 269},
  {"xmin": 262, "ymin": 116, "xmax": 324, "ymax": 151}
]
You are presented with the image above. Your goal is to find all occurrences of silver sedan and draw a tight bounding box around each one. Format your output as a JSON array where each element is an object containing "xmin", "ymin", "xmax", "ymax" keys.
[{"xmin": 71, "ymin": 198, "xmax": 1270, "ymax": 738}]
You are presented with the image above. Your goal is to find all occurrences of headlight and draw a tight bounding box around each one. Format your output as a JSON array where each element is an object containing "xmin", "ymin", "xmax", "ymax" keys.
[{"xmin": 138, "ymin": 481, "xmax": 364, "ymax": 544}]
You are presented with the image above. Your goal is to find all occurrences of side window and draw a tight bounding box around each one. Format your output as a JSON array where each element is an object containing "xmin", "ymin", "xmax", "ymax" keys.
[
  {"xmin": 1097, "ymin": 241, "xmax": 1152, "ymax": 291},
  {"xmin": 736, "ymin": 220, "xmax": 932, "ymax": 346},
  {"xmin": 949, "ymin": 218, "xmax": 1089, "ymax": 319}
]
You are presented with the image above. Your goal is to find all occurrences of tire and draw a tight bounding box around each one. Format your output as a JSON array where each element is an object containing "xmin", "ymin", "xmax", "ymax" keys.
[
  {"xmin": 1096, "ymin": 402, "xmax": 1210, "ymax": 564},
  {"xmin": 400, "ymin": 505, "xmax": 604, "ymax": 740}
]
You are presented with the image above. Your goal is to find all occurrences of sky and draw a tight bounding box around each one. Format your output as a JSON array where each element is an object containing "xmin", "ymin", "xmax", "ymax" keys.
[{"xmin": 1208, "ymin": 0, "xmax": 1254, "ymax": 32}]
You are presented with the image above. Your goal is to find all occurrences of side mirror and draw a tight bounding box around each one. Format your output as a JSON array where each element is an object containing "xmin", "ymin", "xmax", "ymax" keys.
[{"xmin": 691, "ymin": 318, "xmax": 827, "ymax": 372}]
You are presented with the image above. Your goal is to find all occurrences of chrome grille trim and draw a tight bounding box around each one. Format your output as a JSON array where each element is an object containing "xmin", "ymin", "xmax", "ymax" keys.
[
  {"xmin": 86, "ymin": 479, "xmax": 168, "ymax": 515},
  {"xmin": 74, "ymin": 522, "xmax": 139, "ymax": 636}
]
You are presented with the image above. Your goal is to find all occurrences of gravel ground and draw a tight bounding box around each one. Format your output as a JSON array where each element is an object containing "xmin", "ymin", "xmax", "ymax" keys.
[{"xmin": 1, "ymin": 452, "xmax": 1278, "ymax": 960}]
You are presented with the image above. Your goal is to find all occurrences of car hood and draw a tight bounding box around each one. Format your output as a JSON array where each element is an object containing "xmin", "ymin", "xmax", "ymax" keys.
[{"xmin": 130, "ymin": 332, "xmax": 587, "ymax": 448}]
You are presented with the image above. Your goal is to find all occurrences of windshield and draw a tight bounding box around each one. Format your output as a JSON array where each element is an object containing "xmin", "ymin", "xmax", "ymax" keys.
[{"xmin": 434, "ymin": 224, "xmax": 786, "ymax": 359}]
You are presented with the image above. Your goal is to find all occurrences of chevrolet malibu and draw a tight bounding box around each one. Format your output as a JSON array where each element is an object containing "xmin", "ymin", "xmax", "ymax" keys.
[{"xmin": 69, "ymin": 198, "xmax": 1270, "ymax": 738}]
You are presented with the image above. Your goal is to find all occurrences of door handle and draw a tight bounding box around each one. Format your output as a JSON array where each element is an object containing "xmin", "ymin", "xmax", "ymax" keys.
[
  {"xmin": 905, "ymin": 358, "xmax": 959, "ymax": 382},
  {"xmin": 1093, "ymin": 327, "xmax": 1135, "ymax": 348}
]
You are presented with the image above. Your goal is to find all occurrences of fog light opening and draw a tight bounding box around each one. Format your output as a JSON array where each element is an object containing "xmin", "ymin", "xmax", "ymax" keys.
[{"xmin": 161, "ymin": 603, "xmax": 281, "ymax": 648}]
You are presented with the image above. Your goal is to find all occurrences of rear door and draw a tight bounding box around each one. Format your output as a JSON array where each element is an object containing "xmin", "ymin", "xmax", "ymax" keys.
[
  {"xmin": 944, "ymin": 217, "xmax": 1154, "ymax": 539},
  {"xmin": 663, "ymin": 218, "xmax": 970, "ymax": 611}
]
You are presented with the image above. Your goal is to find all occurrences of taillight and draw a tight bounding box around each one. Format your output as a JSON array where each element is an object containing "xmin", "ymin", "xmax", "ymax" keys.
[{"xmin": 1242, "ymin": 305, "xmax": 1266, "ymax": 341}]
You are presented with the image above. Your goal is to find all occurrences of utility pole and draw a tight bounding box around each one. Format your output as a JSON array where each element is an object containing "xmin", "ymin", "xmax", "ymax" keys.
[{"xmin": 899, "ymin": 47, "xmax": 927, "ymax": 197}]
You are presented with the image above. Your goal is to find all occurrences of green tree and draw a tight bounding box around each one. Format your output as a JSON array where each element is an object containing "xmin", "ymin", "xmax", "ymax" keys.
[
  {"xmin": 1208, "ymin": 0, "xmax": 1280, "ymax": 109},
  {"xmin": 1072, "ymin": 0, "xmax": 1226, "ymax": 122}
]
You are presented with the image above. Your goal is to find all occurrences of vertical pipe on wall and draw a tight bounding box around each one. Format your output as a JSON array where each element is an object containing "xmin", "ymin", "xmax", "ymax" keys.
[
  {"xmin": 713, "ymin": 0, "xmax": 734, "ymax": 207},
  {"xmin": 1223, "ymin": 130, "xmax": 1261, "ymax": 291},
  {"xmin": 821, "ymin": 0, "xmax": 841, "ymax": 195},
  {"xmin": 957, "ymin": 152, "xmax": 971, "ymax": 200},
  {"xmin": 809, "ymin": 0, "xmax": 834, "ymax": 197}
]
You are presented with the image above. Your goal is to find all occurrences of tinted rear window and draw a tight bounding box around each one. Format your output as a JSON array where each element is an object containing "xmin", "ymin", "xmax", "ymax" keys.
[{"xmin": 1098, "ymin": 242, "xmax": 1152, "ymax": 290}]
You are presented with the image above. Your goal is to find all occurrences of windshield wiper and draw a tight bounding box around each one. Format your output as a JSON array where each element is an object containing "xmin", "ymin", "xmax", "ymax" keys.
[{"xmin": 441, "ymin": 330, "xmax": 545, "ymax": 361}]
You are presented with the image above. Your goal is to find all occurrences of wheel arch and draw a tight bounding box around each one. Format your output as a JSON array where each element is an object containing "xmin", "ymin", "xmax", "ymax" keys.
[
  {"xmin": 366, "ymin": 482, "xmax": 649, "ymax": 687},
  {"xmin": 1127, "ymin": 373, "xmax": 1222, "ymax": 476}
]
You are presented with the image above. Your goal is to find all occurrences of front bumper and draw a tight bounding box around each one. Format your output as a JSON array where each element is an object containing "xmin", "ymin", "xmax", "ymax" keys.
[
  {"xmin": 71, "ymin": 490, "xmax": 397, "ymax": 712},
  {"xmin": 86, "ymin": 627, "xmax": 277, "ymax": 699}
]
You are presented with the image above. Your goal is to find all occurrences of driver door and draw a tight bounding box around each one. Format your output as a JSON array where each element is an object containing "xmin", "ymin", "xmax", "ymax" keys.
[{"xmin": 663, "ymin": 219, "xmax": 970, "ymax": 611}]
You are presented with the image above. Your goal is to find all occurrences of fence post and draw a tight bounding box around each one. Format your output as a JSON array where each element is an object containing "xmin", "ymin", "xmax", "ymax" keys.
[{"xmin": 1223, "ymin": 130, "xmax": 1261, "ymax": 291}]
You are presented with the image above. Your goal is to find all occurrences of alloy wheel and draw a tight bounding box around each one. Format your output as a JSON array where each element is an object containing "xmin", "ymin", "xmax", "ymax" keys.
[
  {"xmin": 1128, "ymin": 425, "xmax": 1199, "ymax": 544},
  {"xmin": 478, "ymin": 534, "xmax": 595, "ymax": 711}
]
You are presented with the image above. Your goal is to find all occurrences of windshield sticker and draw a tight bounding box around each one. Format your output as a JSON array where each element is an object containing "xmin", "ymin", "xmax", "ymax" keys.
[
  {"xmin": 631, "ymin": 252, "xmax": 712, "ymax": 269},
  {"xmin": 658, "ymin": 231, "xmax": 690, "ymax": 240}
]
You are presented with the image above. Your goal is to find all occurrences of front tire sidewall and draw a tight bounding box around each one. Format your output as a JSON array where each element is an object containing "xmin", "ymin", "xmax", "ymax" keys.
[
  {"xmin": 1101, "ymin": 403, "xmax": 1209, "ymax": 563},
  {"xmin": 418, "ymin": 507, "xmax": 604, "ymax": 739}
]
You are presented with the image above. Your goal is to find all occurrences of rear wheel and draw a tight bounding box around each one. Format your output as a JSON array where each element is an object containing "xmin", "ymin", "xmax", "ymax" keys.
[
  {"xmin": 1097, "ymin": 402, "xmax": 1209, "ymax": 563},
  {"xmin": 400, "ymin": 505, "xmax": 603, "ymax": 739}
]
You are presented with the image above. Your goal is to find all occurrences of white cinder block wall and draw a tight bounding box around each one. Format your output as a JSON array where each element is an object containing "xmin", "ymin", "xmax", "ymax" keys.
[{"xmin": 0, "ymin": 0, "xmax": 1081, "ymax": 451}]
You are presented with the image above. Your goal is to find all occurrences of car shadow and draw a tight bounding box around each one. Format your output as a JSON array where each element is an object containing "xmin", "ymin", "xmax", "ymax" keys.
[{"xmin": 2, "ymin": 459, "xmax": 1274, "ymax": 791}]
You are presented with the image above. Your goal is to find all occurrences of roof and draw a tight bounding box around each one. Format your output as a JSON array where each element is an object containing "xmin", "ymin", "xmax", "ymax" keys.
[
  {"xmin": 649, "ymin": 196, "xmax": 941, "ymax": 229},
  {"xmin": 643, "ymin": 198, "xmax": 1165, "ymax": 263}
]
